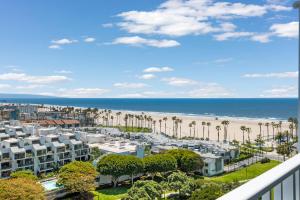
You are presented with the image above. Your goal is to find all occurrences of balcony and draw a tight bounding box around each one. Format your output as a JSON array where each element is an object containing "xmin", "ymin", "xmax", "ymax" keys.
[{"xmin": 218, "ymin": 153, "xmax": 300, "ymax": 200}]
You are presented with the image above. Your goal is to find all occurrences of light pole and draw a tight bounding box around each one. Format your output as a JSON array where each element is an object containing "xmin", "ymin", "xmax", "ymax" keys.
[{"xmin": 294, "ymin": 1, "xmax": 300, "ymax": 152}]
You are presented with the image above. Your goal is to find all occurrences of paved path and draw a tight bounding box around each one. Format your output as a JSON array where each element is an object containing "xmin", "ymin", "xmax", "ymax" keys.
[{"xmin": 224, "ymin": 156, "xmax": 262, "ymax": 172}]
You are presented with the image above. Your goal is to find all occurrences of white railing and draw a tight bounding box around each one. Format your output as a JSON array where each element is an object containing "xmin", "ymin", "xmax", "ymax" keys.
[{"xmin": 218, "ymin": 153, "xmax": 300, "ymax": 200}]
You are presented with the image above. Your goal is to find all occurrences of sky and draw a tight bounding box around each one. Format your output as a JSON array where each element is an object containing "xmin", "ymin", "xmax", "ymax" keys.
[{"xmin": 0, "ymin": 0, "xmax": 298, "ymax": 98}]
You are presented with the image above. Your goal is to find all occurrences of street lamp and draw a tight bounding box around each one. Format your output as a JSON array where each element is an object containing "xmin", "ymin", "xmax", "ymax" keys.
[{"xmin": 294, "ymin": 1, "xmax": 300, "ymax": 151}]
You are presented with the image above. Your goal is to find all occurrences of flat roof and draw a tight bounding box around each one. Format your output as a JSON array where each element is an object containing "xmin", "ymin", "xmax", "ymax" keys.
[
  {"xmin": 11, "ymin": 147, "xmax": 25, "ymax": 153},
  {"xmin": 32, "ymin": 144, "xmax": 47, "ymax": 150},
  {"xmin": 89, "ymin": 141, "xmax": 137, "ymax": 154},
  {"xmin": 52, "ymin": 142, "xmax": 65, "ymax": 148}
]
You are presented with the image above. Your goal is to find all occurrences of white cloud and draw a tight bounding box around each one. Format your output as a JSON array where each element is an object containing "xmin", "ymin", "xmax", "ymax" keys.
[
  {"xmin": 251, "ymin": 33, "xmax": 272, "ymax": 43},
  {"xmin": 49, "ymin": 38, "xmax": 78, "ymax": 49},
  {"xmin": 118, "ymin": 93, "xmax": 146, "ymax": 98},
  {"xmin": 188, "ymin": 83, "xmax": 233, "ymax": 97},
  {"xmin": 162, "ymin": 77, "xmax": 198, "ymax": 86},
  {"xmin": 214, "ymin": 32, "xmax": 254, "ymax": 41},
  {"xmin": 270, "ymin": 21, "xmax": 298, "ymax": 38},
  {"xmin": 139, "ymin": 74, "xmax": 156, "ymax": 80},
  {"xmin": 114, "ymin": 82, "xmax": 148, "ymax": 89},
  {"xmin": 0, "ymin": 73, "xmax": 71, "ymax": 84},
  {"xmin": 38, "ymin": 88, "xmax": 109, "ymax": 98},
  {"xmin": 16, "ymin": 84, "xmax": 45, "ymax": 89},
  {"xmin": 84, "ymin": 37, "xmax": 96, "ymax": 43},
  {"xmin": 260, "ymin": 86, "xmax": 297, "ymax": 97},
  {"xmin": 267, "ymin": 4, "xmax": 292, "ymax": 11},
  {"xmin": 143, "ymin": 66, "xmax": 174, "ymax": 73},
  {"xmin": 118, "ymin": 90, "xmax": 177, "ymax": 98},
  {"xmin": 102, "ymin": 23, "xmax": 114, "ymax": 28},
  {"xmin": 51, "ymin": 38, "xmax": 78, "ymax": 45},
  {"xmin": 115, "ymin": 0, "xmax": 289, "ymax": 38},
  {"xmin": 214, "ymin": 57, "xmax": 233, "ymax": 64},
  {"xmin": 112, "ymin": 36, "xmax": 180, "ymax": 48},
  {"xmin": 243, "ymin": 71, "xmax": 298, "ymax": 78},
  {"xmin": 0, "ymin": 84, "xmax": 11, "ymax": 89},
  {"xmin": 54, "ymin": 70, "xmax": 72, "ymax": 74},
  {"xmin": 48, "ymin": 45, "xmax": 61, "ymax": 49}
]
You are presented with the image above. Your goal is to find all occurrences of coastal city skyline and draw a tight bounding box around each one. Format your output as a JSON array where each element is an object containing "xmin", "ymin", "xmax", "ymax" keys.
[{"xmin": 0, "ymin": 0, "xmax": 298, "ymax": 98}]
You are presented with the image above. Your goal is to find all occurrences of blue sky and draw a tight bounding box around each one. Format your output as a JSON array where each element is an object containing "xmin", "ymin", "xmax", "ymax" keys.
[{"xmin": 0, "ymin": 0, "xmax": 298, "ymax": 98}]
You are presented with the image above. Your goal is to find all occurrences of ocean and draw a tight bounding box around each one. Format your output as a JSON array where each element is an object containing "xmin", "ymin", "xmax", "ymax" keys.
[{"xmin": 0, "ymin": 98, "xmax": 297, "ymax": 120}]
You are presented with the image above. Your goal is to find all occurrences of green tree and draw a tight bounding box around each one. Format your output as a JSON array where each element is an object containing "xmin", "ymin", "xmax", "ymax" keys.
[
  {"xmin": 165, "ymin": 149, "xmax": 203, "ymax": 172},
  {"xmin": 58, "ymin": 161, "xmax": 97, "ymax": 194},
  {"xmin": 168, "ymin": 171, "xmax": 194, "ymax": 197},
  {"xmin": 277, "ymin": 143, "xmax": 292, "ymax": 161},
  {"xmin": 98, "ymin": 154, "xmax": 143, "ymax": 187},
  {"xmin": 190, "ymin": 184, "xmax": 223, "ymax": 200},
  {"xmin": 125, "ymin": 155, "xmax": 144, "ymax": 185},
  {"xmin": 125, "ymin": 180, "xmax": 162, "ymax": 200},
  {"xmin": 11, "ymin": 170, "xmax": 37, "ymax": 181},
  {"xmin": 143, "ymin": 154, "xmax": 177, "ymax": 179},
  {"xmin": 0, "ymin": 178, "xmax": 45, "ymax": 200}
]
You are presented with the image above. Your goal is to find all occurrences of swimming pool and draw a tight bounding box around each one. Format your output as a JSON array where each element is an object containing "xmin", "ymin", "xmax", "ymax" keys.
[{"xmin": 41, "ymin": 179, "xmax": 62, "ymax": 191}]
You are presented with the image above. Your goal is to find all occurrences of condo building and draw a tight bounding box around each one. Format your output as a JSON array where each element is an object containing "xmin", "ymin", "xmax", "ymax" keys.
[{"xmin": 0, "ymin": 122, "xmax": 89, "ymax": 178}]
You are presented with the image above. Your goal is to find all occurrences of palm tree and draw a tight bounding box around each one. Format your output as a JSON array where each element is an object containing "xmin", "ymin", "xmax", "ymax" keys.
[
  {"xmin": 159, "ymin": 119, "xmax": 162, "ymax": 133},
  {"xmin": 271, "ymin": 122, "xmax": 276, "ymax": 140},
  {"xmin": 124, "ymin": 114, "xmax": 128, "ymax": 129},
  {"xmin": 265, "ymin": 122, "xmax": 270, "ymax": 141},
  {"xmin": 278, "ymin": 121, "xmax": 282, "ymax": 132},
  {"xmin": 240, "ymin": 126, "xmax": 246, "ymax": 144},
  {"xmin": 189, "ymin": 123, "xmax": 193, "ymax": 138},
  {"xmin": 179, "ymin": 119, "xmax": 182, "ymax": 138},
  {"xmin": 206, "ymin": 122, "xmax": 211, "ymax": 140},
  {"xmin": 192, "ymin": 121, "xmax": 196, "ymax": 139},
  {"xmin": 172, "ymin": 116, "xmax": 177, "ymax": 137},
  {"xmin": 258, "ymin": 122, "xmax": 262, "ymax": 137},
  {"xmin": 221, "ymin": 120, "xmax": 230, "ymax": 142},
  {"xmin": 294, "ymin": 118, "xmax": 298, "ymax": 138},
  {"xmin": 288, "ymin": 117, "xmax": 295, "ymax": 138},
  {"xmin": 216, "ymin": 125, "xmax": 221, "ymax": 142},
  {"xmin": 201, "ymin": 122, "xmax": 206, "ymax": 139},
  {"xmin": 116, "ymin": 112, "xmax": 121, "ymax": 125},
  {"xmin": 111, "ymin": 116, "xmax": 114, "ymax": 127},
  {"xmin": 246, "ymin": 127, "xmax": 251, "ymax": 142},
  {"xmin": 163, "ymin": 117, "xmax": 168, "ymax": 134},
  {"xmin": 153, "ymin": 120, "xmax": 156, "ymax": 134}
]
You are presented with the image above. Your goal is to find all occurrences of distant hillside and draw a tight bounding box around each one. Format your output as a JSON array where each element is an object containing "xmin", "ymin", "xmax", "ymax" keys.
[{"xmin": 0, "ymin": 93, "xmax": 57, "ymax": 99}]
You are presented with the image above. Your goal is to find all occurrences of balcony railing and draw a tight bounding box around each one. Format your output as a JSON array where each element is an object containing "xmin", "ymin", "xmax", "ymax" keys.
[{"xmin": 218, "ymin": 153, "xmax": 300, "ymax": 200}]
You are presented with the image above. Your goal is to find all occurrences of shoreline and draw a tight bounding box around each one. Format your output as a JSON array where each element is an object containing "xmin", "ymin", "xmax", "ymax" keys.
[
  {"xmin": 1, "ymin": 102, "xmax": 289, "ymax": 122},
  {"xmin": 1, "ymin": 102, "xmax": 292, "ymax": 142}
]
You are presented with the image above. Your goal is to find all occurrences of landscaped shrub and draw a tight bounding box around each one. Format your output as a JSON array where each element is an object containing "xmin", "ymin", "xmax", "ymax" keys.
[{"xmin": 260, "ymin": 157, "xmax": 270, "ymax": 164}]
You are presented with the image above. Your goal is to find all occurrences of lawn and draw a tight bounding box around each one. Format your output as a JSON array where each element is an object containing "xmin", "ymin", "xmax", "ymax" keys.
[
  {"xmin": 207, "ymin": 160, "xmax": 281, "ymax": 183},
  {"xmin": 93, "ymin": 187, "xmax": 129, "ymax": 200},
  {"xmin": 99, "ymin": 125, "xmax": 152, "ymax": 133}
]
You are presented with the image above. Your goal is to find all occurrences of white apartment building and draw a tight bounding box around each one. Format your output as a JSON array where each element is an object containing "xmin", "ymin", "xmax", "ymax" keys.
[{"xmin": 0, "ymin": 123, "xmax": 89, "ymax": 178}]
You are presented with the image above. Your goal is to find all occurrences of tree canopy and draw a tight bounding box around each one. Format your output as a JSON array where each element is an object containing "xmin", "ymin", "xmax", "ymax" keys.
[
  {"xmin": 125, "ymin": 180, "xmax": 162, "ymax": 200},
  {"xmin": 58, "ymin": 161, "xmax": 98, "ymax": 194},
  {"xmin": 0, "ymin": 178, "xmax": 45, "ymax": 200},
  {"xmin": 165, "ymin": 149, "xmax": 203, "ymax": 172},
  {"xmin": 97, "ymin": 154, "xmax": 144, "ymax": 187},
  {"xmin": 189, "ymin": 184, "xmax": 223, "ymax": 200},
  {"xmin": 167, "ymin": 171, "xmax": 194, "ymax": 197},
  {"xmin": 10, "ymin": 170, "xmax": 38, "ymax": 181},
  {"xmin": 143, "ymin": 154, "xmax": 177, "ymax": 178}
]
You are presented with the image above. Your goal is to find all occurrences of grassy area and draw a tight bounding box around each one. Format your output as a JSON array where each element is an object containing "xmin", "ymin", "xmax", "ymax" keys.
[
  {"xmin": 93, "ymin": 187, "xmax": 129, "ymax": 200},
  {"xmin": 228, "ymin": 152, "xmax": 253, "ymax": 164},
  {"xmin": 99, "ymin": 125, "xmax": 152, "ymax": 133},
  {"xmin": 118, "ymin": 126, "xmax": 152, "ymax": 133},
  {"xmin": 207, "ymin": 160, "xmax": 281, "ymax": 183}
]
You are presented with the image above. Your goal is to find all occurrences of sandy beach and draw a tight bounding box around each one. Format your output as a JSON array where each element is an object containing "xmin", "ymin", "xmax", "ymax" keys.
[{"xmin": 97, "ymin": 110, "xmax": 291, "ymax": 142}]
